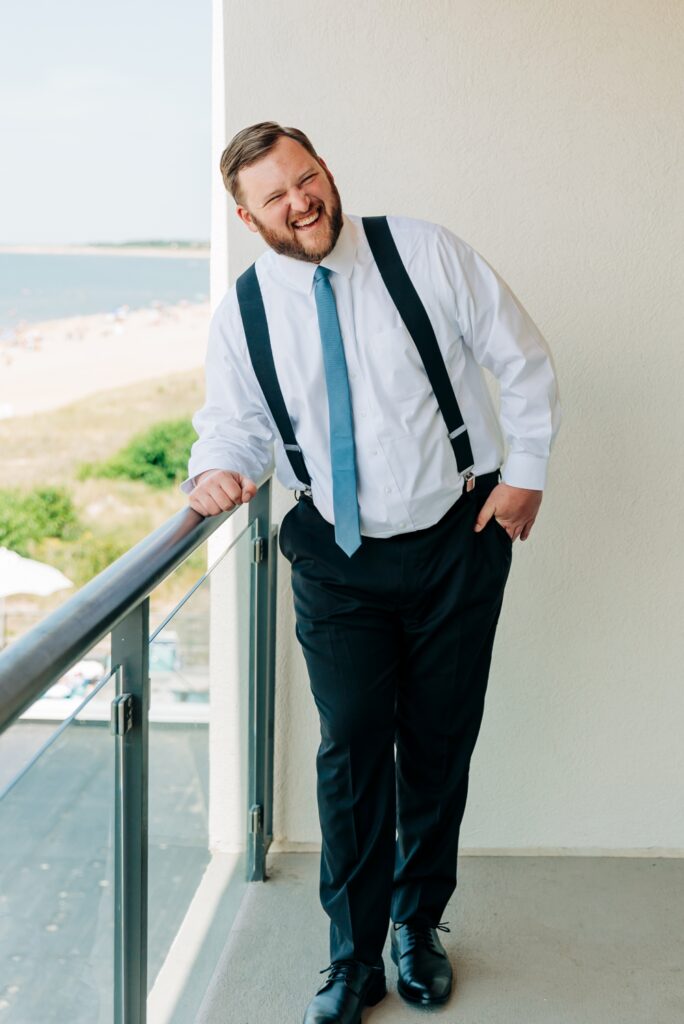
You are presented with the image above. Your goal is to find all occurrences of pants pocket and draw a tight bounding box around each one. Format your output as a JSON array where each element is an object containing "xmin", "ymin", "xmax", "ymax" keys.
[
  {"xmin": 492, "ymin": 518, "xmax": 513, "ymax": 545},
  {"xmin": 278, "ymin": 504, "xmax": 297, "ymax": 560}
]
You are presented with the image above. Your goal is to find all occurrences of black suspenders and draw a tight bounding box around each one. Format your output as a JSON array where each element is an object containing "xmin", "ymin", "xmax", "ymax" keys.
[
  {"xmin": 236, "ymin": 265, "xmax": 312, "ymax": 488},
  {"xmin": 235, "ymin": 216, "xmax": 475, "ymax": 491},
  {"xmin": 362, "ymin": 216, "xmax": 475, "ymax": 487}
]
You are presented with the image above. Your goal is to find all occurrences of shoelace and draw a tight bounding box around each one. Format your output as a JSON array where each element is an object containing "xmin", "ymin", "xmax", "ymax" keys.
[
  {"xmin": 318, "ymin": 959, "xmax": 383, "ymax": 992},
  {"xmin": 319, "ymin": 961, "xmax": 355, "ymax": 985},
  {"xmin": 393, "ymin": 920, "xmax": 451, "ymax": 958}
]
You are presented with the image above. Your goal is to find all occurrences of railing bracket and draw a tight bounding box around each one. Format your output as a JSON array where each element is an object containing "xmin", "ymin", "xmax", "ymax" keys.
[
  {"xmin": 252, "ymin": 536, "xmax": 266, "ymax": 563},
  {"xmin": 249, "ymin": 803, "xmax": 263, "ymax": 835},
  {"xmin": 111, "ymin": 693, "xmax": 134, "ymax": 736}
]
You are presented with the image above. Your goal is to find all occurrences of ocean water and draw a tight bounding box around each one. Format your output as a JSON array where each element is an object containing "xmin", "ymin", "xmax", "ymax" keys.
[{"xmin": 0, "ymin": 251, "xmax": 210, "ymax": 331}]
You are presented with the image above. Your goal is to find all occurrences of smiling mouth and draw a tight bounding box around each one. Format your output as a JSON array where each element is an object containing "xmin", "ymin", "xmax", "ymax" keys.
[{"xmin": 292, "ymin": 208, "xmax": 322, "ymax": 230}]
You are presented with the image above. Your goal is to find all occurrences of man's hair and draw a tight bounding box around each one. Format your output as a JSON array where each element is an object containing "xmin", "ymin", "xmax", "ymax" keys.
[{"xmin": 219, "ymin": 122, "xmax": 321, "ymax": 206}]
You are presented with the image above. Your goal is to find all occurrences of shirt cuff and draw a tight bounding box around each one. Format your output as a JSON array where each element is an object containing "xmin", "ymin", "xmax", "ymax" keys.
[
  {"xmin": 179, "ymin": 451, "xmax": 267, "ymax": 496},
  {"xmin": 500, "ymin": 452, "xmax": 548, "ymax": 491}
]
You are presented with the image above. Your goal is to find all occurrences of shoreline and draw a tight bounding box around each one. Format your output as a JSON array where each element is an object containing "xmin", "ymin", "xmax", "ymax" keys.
[
  {"xmin": 0, "ymin": 244, "xmax": 209, "ymax": 260},
  {"xmin": 0, "ymin": 301, "xmax": 210, "ymax": 419}
]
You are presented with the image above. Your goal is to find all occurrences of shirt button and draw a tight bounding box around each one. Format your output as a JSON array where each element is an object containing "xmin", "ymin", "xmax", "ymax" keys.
[
  {"xmin": 399, "ymin": 522, "xmax": 407, "ymax": 528},
  {"xmin": 384, "ymin": 486, "xmax": 392, "ymax": 494},
  {"xmin": 370, "ymin": 449, "xmax": 378, "ymax": 456}
]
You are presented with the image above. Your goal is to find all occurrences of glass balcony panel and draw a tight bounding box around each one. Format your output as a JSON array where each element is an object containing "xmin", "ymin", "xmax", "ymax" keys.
[
  {"xmin": 0, "ymin": 668, "xmax": 117, "ymax": 1023},
  {"xmin": 146, "ymin": 525, "xmax": 252, "ymax": 1022},
  {"xmin": 0, "ymin": 636, "xmax": 112, "ymax": 789}
]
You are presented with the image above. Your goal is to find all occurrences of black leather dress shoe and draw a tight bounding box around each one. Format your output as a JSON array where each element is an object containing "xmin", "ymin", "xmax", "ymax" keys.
[
  {"xmin": 303, "ymin": 959, "xmax": 387, "ymax": 1023},
  {"xmin": 390, "ymin": 921, "xmax": 453, "ymax": 1005}
]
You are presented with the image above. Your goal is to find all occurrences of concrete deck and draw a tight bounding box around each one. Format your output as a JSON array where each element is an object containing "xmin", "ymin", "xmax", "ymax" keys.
[{"xmin": 197, "ymin": 851, "xmax": 684, "ymax": 1024}]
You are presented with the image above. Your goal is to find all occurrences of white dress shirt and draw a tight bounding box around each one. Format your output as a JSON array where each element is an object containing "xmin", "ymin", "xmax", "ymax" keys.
[{"xmin": 182, "ymin": 213, "xmax": 561, "ymax": 538}]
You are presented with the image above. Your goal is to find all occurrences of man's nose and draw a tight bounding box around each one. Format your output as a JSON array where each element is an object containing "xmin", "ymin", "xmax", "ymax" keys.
[{"xmin": 289, "ymin": 188, "xmax": 312, "ymax": 213}]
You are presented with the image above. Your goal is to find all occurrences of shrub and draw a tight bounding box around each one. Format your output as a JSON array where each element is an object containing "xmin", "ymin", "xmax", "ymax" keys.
[
  {"xmin": 60, "ymin": 530, "xmax": 131, "ymax": 585},
  {"xmin": 0, "ymin": 487, "xmax": 80, "ymax": 556},
  {"xmin": 79, "ymin": 419, "xmax": 196, "ymax": 489}
]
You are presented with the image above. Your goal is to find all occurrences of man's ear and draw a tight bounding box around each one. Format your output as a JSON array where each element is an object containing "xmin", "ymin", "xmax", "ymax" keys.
[{"xmin": 236, "ymin": 205, "xmax": 259, "ymax": 234}]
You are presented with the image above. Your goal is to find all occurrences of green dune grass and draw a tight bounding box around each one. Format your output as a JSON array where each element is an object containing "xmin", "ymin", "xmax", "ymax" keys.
[{"xmin": 0, "ymin": 369, "xmax": 209, "ymax": 644}]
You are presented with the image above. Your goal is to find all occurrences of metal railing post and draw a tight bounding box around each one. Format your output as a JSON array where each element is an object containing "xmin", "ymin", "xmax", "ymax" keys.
[
  {"xmin": 247, "ymin": 479, "xmax": 276, "ymax": 880},
  {"xmin": 263, "ymin": 519, "xmax": 278, "ymax": 855},
  {"xmin": 112, "ymin": 599, "xmax": 150, "ymax": 1024}
]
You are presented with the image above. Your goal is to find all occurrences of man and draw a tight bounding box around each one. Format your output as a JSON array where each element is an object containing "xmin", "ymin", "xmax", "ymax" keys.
[{"xmin": 183, "ymin": 121, "xmax": 561, "ymax": 1023}]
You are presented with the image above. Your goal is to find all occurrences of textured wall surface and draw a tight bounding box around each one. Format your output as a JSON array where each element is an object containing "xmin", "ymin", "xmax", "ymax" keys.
[{"xmin": 213, "ymin": 0, "xmax": 684, "ymax": 850}]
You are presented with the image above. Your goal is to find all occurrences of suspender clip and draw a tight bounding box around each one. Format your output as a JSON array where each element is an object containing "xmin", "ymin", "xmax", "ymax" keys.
[{"xmin": 463, "ymin": 469, "xmax": 476, "ymax": 492}]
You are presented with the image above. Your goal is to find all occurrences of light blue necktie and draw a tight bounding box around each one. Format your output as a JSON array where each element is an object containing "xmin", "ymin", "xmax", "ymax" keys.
[{"xmin": 313, "ymin": 266, "xmax": 361, "ymax": 557}]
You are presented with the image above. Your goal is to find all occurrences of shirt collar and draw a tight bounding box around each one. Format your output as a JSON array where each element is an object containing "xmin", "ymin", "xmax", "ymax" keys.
[{"xmin": 270, "ymin": 213, "xmax": 358, "ymax": 295}]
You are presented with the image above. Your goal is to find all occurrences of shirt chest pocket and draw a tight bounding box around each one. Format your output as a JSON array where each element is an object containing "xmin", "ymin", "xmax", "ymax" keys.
[{"xmin": 366, "ymin": 326, "xmax": 428, "ymax": 402}]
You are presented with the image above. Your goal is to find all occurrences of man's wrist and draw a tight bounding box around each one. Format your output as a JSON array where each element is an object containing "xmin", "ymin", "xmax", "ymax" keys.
[{"xmin": 180, "ymin": 468, "xmax": 229, "ymax": 495}]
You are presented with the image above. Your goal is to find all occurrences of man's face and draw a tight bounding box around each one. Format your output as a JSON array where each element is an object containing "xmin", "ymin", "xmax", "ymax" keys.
[{"xmin": 235, "ymin": 136, "xmax": 343, "ymax": 263}]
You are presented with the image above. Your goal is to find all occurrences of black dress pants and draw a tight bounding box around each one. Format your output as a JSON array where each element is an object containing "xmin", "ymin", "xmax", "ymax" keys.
[{"xmin": 278, "ymin": 470, "xmax": 512, "ymax": 965}]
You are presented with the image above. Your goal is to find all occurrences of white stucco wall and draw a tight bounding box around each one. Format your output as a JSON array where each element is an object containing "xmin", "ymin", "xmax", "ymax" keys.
[{"xmin": 211, "ymin": 0, "xmax": 684, "ymax": 852}]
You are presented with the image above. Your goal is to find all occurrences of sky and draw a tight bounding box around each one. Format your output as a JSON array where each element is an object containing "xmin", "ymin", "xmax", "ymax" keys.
[{"xmin": 0, "ymin": 0, "xmax": 211, "ymax": 244}]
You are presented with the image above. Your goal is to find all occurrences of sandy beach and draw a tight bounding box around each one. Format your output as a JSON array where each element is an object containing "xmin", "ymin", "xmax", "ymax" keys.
[
  {"xmin": 0, "ymin": 244, "xmax": 209, "ymax": 260},
  {"xmin": 0, "ymin": 301, "xmax": 211, "ymax": 418}
]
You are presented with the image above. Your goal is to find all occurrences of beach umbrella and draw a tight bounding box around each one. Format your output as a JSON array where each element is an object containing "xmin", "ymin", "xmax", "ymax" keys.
[
  {"xmin": 0, "ymin": 546, "xmax": 73, "ymax": 647},
  {"xmin": 0, "ymin": 546, "xmax": 73, "ymax": 598}
]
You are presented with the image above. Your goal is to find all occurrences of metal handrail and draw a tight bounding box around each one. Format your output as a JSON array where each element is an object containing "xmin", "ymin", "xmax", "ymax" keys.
[{"xmin": 0, "ymin": 477, "xmax": 267, "ymax": 735}]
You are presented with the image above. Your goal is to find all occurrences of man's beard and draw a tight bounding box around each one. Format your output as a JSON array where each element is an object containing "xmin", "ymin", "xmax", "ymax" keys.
[{"xmin": 248, "ymin": 177, "xmax": 344, "ymax": 264}]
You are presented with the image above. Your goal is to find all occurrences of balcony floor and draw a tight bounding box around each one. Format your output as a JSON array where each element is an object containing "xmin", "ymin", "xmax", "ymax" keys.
[{"xmin": 196, "ymin": 851, "xmax": 684, "ymax": 1024}]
